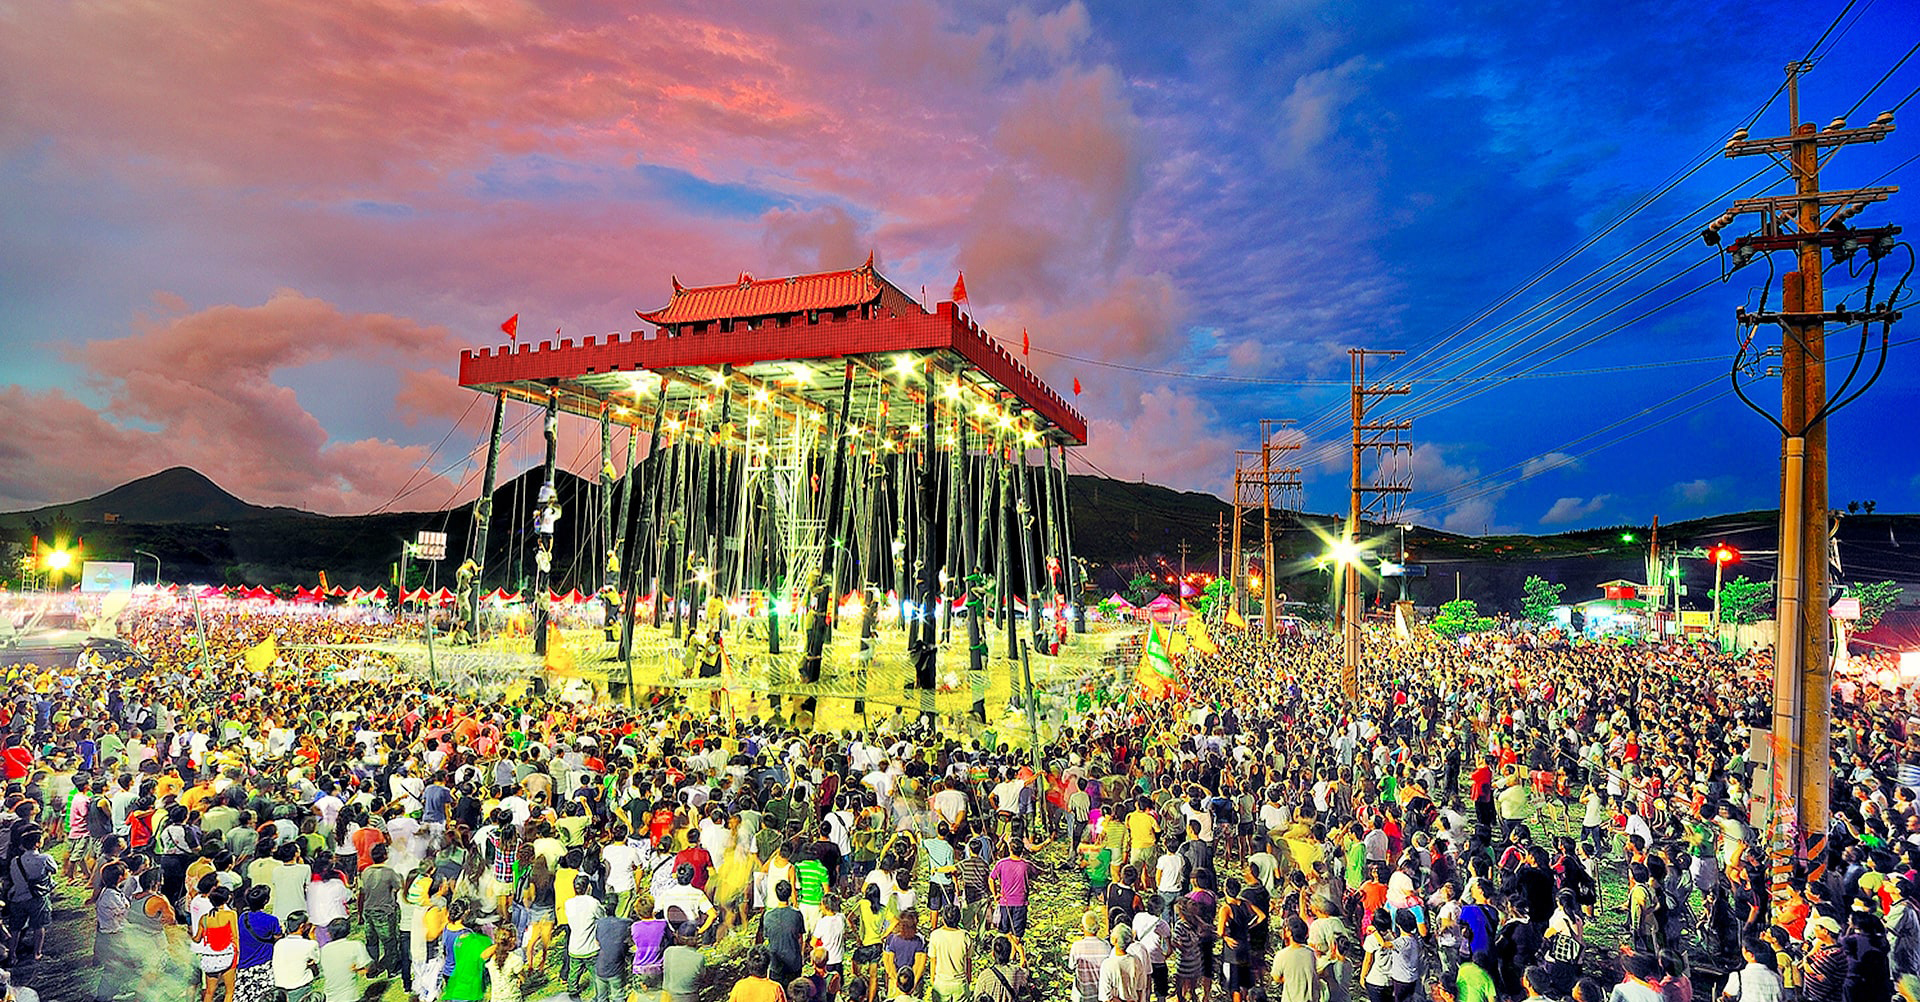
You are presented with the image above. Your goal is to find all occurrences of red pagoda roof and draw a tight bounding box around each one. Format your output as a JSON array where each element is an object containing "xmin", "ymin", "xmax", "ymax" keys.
[{"xmin": 637, "ymin": 255, "xmax": 920, "ymax": 327}]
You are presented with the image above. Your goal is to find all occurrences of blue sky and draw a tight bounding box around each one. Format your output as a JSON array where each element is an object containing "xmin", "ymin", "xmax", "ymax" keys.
[{"xmin": 0, "ymin": 0, "xmax": 1914, "ymax": 530}]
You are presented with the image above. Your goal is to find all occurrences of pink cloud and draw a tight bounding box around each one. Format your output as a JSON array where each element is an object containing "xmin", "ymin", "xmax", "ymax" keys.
[
  {"xmin": 1077, "ymin": 386, "xmax": 1239, "ymax": 495},
  {"xmin": 0, "ymin": 291, "xmax": 487, "ymax": 514}
]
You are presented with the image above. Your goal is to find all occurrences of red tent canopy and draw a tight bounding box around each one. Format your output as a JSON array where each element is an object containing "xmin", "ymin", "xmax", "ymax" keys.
[
  {"xmin": 327, "ymin": 585, "xmax": 347, "ymax": 597},
  {"xmin": 484, "ymin": 587, "xmax": 521, "ymax": 603},
  {"xmin": 292, "ymin": 585, "xmax": 320, "ymax": 603},
  {"xmin": 432, "ymin": 587, "xmax": 456, "ymax": 605},
  {"xmin": 564, "ymin": 588, "xmax": 589, "ymax": 604},
  {"xmin": 368, "ymin": 586, "xmax": 389, "ymax": 601},
  {"xmin": 346, "ymin": 587, "xmax": 367, "ymax": 601}
]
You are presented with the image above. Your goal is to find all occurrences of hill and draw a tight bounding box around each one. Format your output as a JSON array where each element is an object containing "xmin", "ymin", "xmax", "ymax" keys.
[
  {"xmin": 4, "ymin": 468, "xmax": 1916, "ymax": 615},
  {"xmin": 0, "ymin": 467, "xmax": 298, "ymax": 526}
]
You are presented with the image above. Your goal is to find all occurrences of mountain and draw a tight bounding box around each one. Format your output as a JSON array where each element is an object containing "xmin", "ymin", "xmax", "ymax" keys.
[
  {"xmin": 0, "ymin": 467, "xmax": 298, "ymax": 526},
  {"xmin": 4, "ymin": 467, "xmax": 1916, "ymax": 614}
]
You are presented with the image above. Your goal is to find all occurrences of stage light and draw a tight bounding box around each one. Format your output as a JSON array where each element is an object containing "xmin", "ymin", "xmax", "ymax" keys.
[
  {"xmin": 894, "ymin": 355, "xmax": 917, "ymax": 376},
  {"xmin": 754, "ymin": 388, "xmax": 771, "ymax": 403},
  {"xmin": 708, "ymin": 371, "xmax": 727, "ymax": 387},
  {"xmin": 44, "ymin": 549, "xmax": 71, "ymax": 570},
  {"xmin": 945, "ymin": 381, "xmax": 963, "ymax": 400},
  {"xmin": 1328, "ymin": 538, "xmax": 1362, "ymax": 564}
]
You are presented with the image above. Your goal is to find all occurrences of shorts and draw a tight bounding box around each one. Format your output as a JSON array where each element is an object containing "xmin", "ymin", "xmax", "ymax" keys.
[
  {"xmin": 197, "ymin": 949, "xmax": 237, "ymax": 975},
  {"xmin": 9, "ymin": 897, "xmax": 51, "ymax": 931},
  {"xmin": 852, "ymin": 943, "xmax": 884, "ymax": 965},
  {"xmin": 1223, "ymin": 961, "xmax": 1253, "ymax": 991},
  {"xmin": 997, "ymin": 904, "xmax": 1029, "ymax": 937}
]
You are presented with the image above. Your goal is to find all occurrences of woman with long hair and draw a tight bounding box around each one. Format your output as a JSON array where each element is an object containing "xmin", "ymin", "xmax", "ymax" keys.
[
  {"xmin": 190, "ymin": 885, "xmax": 238, "ymax": 1002},
  {"xmin": 484, "ymin": 923, "xmax": 527, "ymax": 1002},
  {"xmin": 520, "ymin": 851, "xmax": 558, "ymax": 971}
]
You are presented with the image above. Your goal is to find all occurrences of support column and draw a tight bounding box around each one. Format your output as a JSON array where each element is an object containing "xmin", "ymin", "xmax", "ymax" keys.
[
  {"xmin": 1013, "ymin": 425, "xmax": 1047, "ymax": 653},
  {"xmin": 599, "ymin": 406, "xmax": 614, "ymax": 592},
  {"xmin": 801, "ymin": 362, "xmax": 858, "ymax": 685},
  {"xmin": 532, "ymin": 387, "xmax": 560, "ymax": 658},
  {"xmin": 913, "ymin": 366, "xmax": 940, "ymax": 701},
  {"xmin": 617, "ymin": 383, "xmax": 667, "ymax": 676},
  {"xmin": 468, "ymin": 391, "xmax": 505, "ymax": 641}
]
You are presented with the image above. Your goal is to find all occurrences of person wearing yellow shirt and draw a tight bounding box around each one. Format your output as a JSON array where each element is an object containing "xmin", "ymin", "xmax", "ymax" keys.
[{"xmin": 1126, "ymin": 799, "xmax": 1161, "ymax": 869}]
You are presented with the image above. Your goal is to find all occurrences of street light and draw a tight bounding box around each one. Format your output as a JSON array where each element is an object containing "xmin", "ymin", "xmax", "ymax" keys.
[
  {"xmin": 134, "ymin": 548, "xmax": 161, "ymax": 586},
  {"xmin": 1710, "ymin": 543, "xmax": 1740, "ymax": 634}
]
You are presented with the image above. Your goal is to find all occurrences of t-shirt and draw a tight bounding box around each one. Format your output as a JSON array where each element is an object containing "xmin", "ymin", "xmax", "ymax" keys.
[
  {"xmin": 272, "ymin": 934, "xmax": 320, "ymax": 990},
  {"xmin": 728, "ymin": 975, "xmax": 786, "ymax": 1002},
  {"xmin": 814, "ymin": 912, "xmax": 848, "ymax": 965},
  {"xmin": 794, "ymin": 859, "xmax": 829, "ymax": 905},
  {"xmin": 990, "ymin": 857, "xmax": 1036, "ymax": 906},
  {"xmin": 564, "ymin": 894, "xmax": 602, "ymax": 956},
  {"xmin": 662, "ymin": 944, "xmax": 706, "ymax": 997},
  {"xmin": 929, "ymin": 926, "xmax": 971, "ymax": 993},
  {"xmin": 442, "ymin": 930, "xmax": 492, "ymax": 1002},
  {"xmin": 317, "ymin": 937, "xmax": 371, "ymax": 1002},
  {"xmin": 593, "ymin": 915, "xmax": 634, "ymax": 978},
  {"xmin": 359, "ymin": 864, "xmax": 403, "ymax": 916},
  {"xmin": 763, "ymin": 906, "xmax": 806, "ymax": 971}
]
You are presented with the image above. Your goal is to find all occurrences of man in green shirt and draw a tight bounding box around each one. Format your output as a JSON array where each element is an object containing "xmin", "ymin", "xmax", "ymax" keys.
[
  {"xmin": 794, "ymin": 855, "xmax": 830, "ymax": 928},
  {"xmin": 1455, "ymin": 952, "xmax": 1498, "ymax": 1002},
  {"xmin": 661, "ymin": 928, "xmax": 706, "ymax": 1002}
]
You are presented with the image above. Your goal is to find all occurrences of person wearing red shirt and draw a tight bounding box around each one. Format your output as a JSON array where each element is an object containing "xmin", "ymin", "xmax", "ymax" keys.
[
  {"xmin": 1, "ymin": 738, "xmax": 31, "ymax": 782},
  {"xmin": 673, "ymin": 843, "xmax": 713, "ymax": 892}
]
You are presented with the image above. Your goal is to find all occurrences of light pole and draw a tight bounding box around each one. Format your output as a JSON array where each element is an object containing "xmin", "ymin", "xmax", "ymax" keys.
[
  {"xmin": 134, "ymin": 549, "xmax": 161, "ymax": 586},
  {"xmin": 1397, "ymin": 523, "xmax": 1414, "ymax": 602},
  {"xmin": 1710, "ymin": 543, "xmax": 1739, "ymax": 636}
]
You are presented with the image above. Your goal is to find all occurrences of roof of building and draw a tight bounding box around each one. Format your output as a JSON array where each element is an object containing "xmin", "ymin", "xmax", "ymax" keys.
[{"xmin": 637, "ymin": 253, "xmax": 921, "ymax": 326}]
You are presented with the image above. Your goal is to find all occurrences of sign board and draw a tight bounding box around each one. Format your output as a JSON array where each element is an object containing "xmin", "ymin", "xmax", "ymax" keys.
[
  {"xmin": 1831, "ymin": 597, "xmax": 1861, "ymax": 620},
  {"xmin": 414, "ymin": 531, "xmax": 448, "ymax": 562},
  {"xmin": 80, "ymin": 561, "xmax": 135, "ymax": 593},
  {"xmin": 1680, "ymin": 610, "xmax": 1710, "ymax": 627},
  {"xmin": 1378, "ymin": 562, "xmax": 1428, "ymax": 578}
]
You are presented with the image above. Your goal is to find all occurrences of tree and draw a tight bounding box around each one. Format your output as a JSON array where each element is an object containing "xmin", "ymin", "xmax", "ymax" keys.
[
  {"xmin": 1520, "ymin": 575, "xmax": 1564, "ymax": 627},
  {"xmin": 1845, "ymin": 579, "xmax": 1904, "ymax": 632},
  {"xmin": 1430, "ymin": 599, "xmax": 1497, "ymax": 639},
  {"xmin": 1126, "ymin": 572, "xmax": 1157, "ymax": 606},
  {"xmin": 1713, "ymin": 575, "xmax": 1770, "ymax": 625},
  {"xmin": 1200, "ymin": 577, "xmax": 1235, "ymax": 619}
]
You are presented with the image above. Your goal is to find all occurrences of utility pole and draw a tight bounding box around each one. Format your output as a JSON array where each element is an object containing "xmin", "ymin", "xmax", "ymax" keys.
[
  {"xmin": 1215, "ymin": 512, "xmax": 1226, "ymax": 582},
  {"xmin": 1177, "ymin": 539, "xmax": 1190, "ymax": 581},
  {"xmin": 1346, "ymin": 349, "xmax": 1412, "ymax": 702},
  {"xmin": 1232, "ymin": 421, "xmax": 1302, "ymax": 634},
  {"xmin": 1713, "ymin": 63, "xmax": 1901, "ymax": 881}
]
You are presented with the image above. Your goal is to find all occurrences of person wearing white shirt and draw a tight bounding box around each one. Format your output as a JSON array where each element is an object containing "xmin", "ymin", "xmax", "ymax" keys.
[
  {"xmin": 271, "ymin": 914, "xmax": 321, "ymax": 997},
  {"xmin": 560, "ymin": 880, "xmax": 602, "ymax": 987},
  {"xmin": 1097, "ymin": 926, "xmax": 1146, "ymax": 1002},
  {"xmin": 1720, "ymin": 941, "xmax": 1783, "ymax": 1002},
  {"xmin": 1131, "ymin": 910, "xmax": 1170, "ymax": 998}
]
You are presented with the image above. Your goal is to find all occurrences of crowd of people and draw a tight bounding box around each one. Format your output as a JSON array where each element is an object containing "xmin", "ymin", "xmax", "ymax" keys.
[{"xmin": 1, "ymin": 598, "xmax": 1919, "ymax": 1002}]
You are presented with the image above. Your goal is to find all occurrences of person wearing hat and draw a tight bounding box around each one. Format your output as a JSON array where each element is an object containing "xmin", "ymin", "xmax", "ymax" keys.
[{"xmin": 1801, "ymin": 915, "xmax": 1847, "ymax": 1002}]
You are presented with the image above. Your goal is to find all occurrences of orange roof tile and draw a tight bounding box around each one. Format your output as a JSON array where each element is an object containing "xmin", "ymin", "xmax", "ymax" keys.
[{"xmin": 638, "ymin": 259, "xmax": 897, "ymax": 326}]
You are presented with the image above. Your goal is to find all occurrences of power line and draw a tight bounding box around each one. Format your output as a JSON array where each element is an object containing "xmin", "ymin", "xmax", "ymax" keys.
[{"xmin": 1841, "ymin": 39, "xmax": 1917, "ymax": 120}]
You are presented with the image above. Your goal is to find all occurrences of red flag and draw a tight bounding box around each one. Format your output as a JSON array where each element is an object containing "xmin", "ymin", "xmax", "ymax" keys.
[
  {"xmin": 1022, "ymin": 328, "xmax": 1030, "ymax": 356},
  {"xmin": 501, "ymin": 314, "xmax": 519, "ymax": 341},
  {"xmin": 951, "ymin": 272, "xmax": 968, "ymax": 304},
  {"xmin": 1072, "ymin": 378, "xmax": 1082, "ymax": 395}
]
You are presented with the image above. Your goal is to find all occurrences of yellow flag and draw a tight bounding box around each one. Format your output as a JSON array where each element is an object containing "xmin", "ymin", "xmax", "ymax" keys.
[
  {"xmin": 243, "ymin": 635, "xmax": 277, "ymax": 675},
  {"xmin": 1168, "ymin": 627, "xmax": 1189, "ymax": 657},
  {"xmin": 1226, "ymin": 605, "xmax": 1248, "ymax": 630},
  {"xmin": 1186, "ymin": 613, "xmax": 1218, "ymax": 655}
]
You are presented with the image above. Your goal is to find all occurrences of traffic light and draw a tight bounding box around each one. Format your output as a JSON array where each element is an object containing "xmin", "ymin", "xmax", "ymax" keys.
[{"xmin": 1711, "ymin": 543, "xmax": 1740, "ymax": 565}]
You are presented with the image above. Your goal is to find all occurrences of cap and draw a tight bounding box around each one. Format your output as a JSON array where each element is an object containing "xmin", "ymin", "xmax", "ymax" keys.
[{"xmin": 1809, "ymin": 915, "xmax": 1842, "ymax": 937}]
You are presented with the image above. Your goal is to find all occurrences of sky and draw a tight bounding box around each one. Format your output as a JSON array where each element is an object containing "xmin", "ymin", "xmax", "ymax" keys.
[{"xmin": 1, "ymin": 0, "xmax": 1916, "ymax": 534}]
